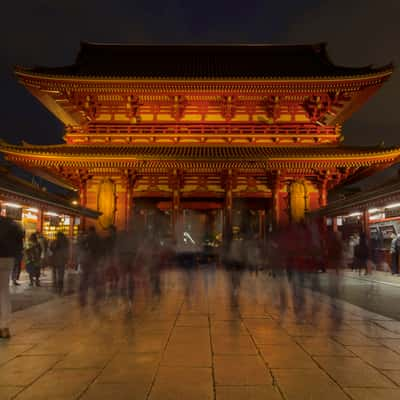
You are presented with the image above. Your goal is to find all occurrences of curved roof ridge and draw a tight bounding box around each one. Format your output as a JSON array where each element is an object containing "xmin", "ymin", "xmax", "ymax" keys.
[
  {"xmin": 79, "ymin": 40, "xmax": 327, "ymax": 48},
  {"xmin": 15, "ymin": 41, "xmax": 393, "ymax": 79}
]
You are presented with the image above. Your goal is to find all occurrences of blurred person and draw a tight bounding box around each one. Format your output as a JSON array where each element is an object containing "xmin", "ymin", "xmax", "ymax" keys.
[
  {"xmin": 78, "ymin": 226, "xmax": 102, "ymax": 306},
  {"xmin": 104, "ymin": 225, "xmax": 119, "ymax": 293},
  {"xmin": 37, "ymin": 232, "xmax": 49, "ymax": 276},
  {"xmin": 390, "ymin": 233, "xmax": 400, "ymax": 276},
  {"xmin": 50, "ymin": 232, "xmax": 69, "ymax": 294},
  {"xmin": 225, "ymin": 231, "xmax": 244, "ymax": 269},
  {"xmin": 24, "ymin": 233, "xmax": 42, "ymax": 286},
  {"xmin": 11, "ymin": 229, "xmax": 24, "ymax": 286},
  {"xmin": 324, "ymin": 230, "xmax": 344, "ymax": 272},
  {"xmin": 345, "ymin": 234, "xmax": 358, "ymax": 270},
  {"xmin": 0, "ymin": 216, "xmax": 24, "ymax": 338},
  {"xmin": 354, "ymin": 232, "xmax": 370, "ymax": 276},
  {"xmin": 117, "ymin": 230, "xmax": 137, "ymax": 309},
  {"xmin": 140, "ymin": 232, "xmax": 162, "ymax": 302}
]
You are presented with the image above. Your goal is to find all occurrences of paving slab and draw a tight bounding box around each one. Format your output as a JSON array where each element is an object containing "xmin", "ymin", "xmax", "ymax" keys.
[
  {"xmin": 314, "ymin": 356, "xmax": 396, "ymax": 388},
  {"xmin": 162, "ymin": 342, "xmax": 212, "ymax": 367},
  {"xmin": 212, "ymin": 335, "xmax": 257, "ymax": 355},
  {"xmin": 210, "ymin": 320, "xmax": 248, "ymax": 336},
  {"xmin": 149, "ymin": 366, "xmax": 213, "ymax": 400},
  {"xmin": 0, "ymin": 344, "xmax": 33, "ymax": 365},
  {"xmin": 214, "ymin": 355, "xmax": 272, "ymax": 385},
  {"xmin": 0, "ymin": 386, "xmax": 24, "ymax": 400},
  {"xmin": 296, "ymin": 337, "xmax": 354, "ymax": 356},
  {"xmin": 259, "ymin": 343, "xmax": 319, "ymax": 369},
  {"xmin": 0, "ymin": 355, "xmax": 61, "ymax": 386},
  {"xmin": 80, "ymin": 383, "xmax": 149, "ymax": 400},
  {"xmin": 216, "ymin": 385, "xmax": 283, "ymax": 400},
  {"xmin": 345, "ymin": 388, "xmax": 400, "ymax": 400},
  {"xmin": 273, "ymin": 369, "xmax": 349, "ymax": 400},
  {"xmin": 13, "ymin": 368, "xmax": 98, "ymax": 400},
  {"xmin": 347, "ymin": 345, "xmax": 400, "ymax": 370},
  {"xmin": 96, "ymin": 353, "xmax": 159, "ymax": 384},
  {"xmin": 379, "ymin": 338, "xmax": 400, "ymax": 354},
  {"xmin": 382, "ymin": 370, "xmax": 400, "ymax": 385}
]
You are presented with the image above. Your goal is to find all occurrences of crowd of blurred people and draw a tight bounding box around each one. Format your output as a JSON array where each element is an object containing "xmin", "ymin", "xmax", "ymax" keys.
[
  {"xmin": 2, "ymin": 211, "xmax": 400, "ymax": 337},
  {"xmin": 6, "ymin": 219, "xmax": 395, "ymax": 297},
  {"xmin": 2, "ymin": 215, "xmax": 400, "ymax": 309}
]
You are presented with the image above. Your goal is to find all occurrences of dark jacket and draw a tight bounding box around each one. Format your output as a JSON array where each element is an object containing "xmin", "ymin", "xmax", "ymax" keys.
[
  {"xmin": 51, "ymin": 234, "xmax": 69, "ymax": 266},
  {"xmin": 0, "ymin": 216, "xmax": 24, "ymax": 258}
]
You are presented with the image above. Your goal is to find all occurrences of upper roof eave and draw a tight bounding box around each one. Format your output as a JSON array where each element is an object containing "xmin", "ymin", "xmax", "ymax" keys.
[{"xmin": 14, "ymin": 65, "xmax": 394, "ymax": 83}]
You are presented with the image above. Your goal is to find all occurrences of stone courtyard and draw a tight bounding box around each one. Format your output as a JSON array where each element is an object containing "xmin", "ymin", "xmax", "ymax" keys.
[{"xmin": 1, "ymin": 267, "xmax": 400, "ymax": 400}]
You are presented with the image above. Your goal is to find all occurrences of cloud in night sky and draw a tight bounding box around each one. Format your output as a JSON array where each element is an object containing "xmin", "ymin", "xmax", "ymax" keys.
[{"xmin": 0, "ymin": 0, "xmax": 398, "ymax": 146}]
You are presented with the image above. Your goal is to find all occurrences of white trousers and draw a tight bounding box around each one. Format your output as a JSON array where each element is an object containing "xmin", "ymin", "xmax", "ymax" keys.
[{"xmin": 0, "ymin": 257, "xmax": 13, "ymax": 329}]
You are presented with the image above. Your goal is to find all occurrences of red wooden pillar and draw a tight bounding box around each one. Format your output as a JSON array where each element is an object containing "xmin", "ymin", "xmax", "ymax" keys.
[
  {"xmin": 79, "ymin": 180, "xmax": 87, "ymax": 230},
  {"xmin": 362, "ymin": 209, "xmax": 370, "ymax": 238},
  {"xmin": 36, "ymin": 208, "xmax": 44, "ymax": 233},
  {"xmin": 332, "ymin": 216, "xmax": 338, "ymax": 232},
  {"xmin": 258, "ymin": 210, "xmax": 265, "ymax": 239},
  {"xmin": 68, "ymin": 215, "xmax": 75, "ymax": 238},
  {"xmin": 271, "ymin": 171, "xmax": 282, "ymax": 229},
  {"xmin": 223, "ymin": 170, "xmax": 233, "ymax": 244},
  {"xmin": 170, "ymin": 169, "xmax": 182, "ymax": 241},
  {"xmin": 124, "ymin": 171, "xmax": 135, "ymax": 231},
  {"xmin": 319, "ymin": 179, "xmax": 328, "ymax": 208}
]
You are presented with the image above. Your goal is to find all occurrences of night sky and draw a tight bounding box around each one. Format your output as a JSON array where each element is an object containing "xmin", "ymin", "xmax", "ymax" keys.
[{"xmin": 1, "ymin": 0, "xmax": 399, "ymax": 147}]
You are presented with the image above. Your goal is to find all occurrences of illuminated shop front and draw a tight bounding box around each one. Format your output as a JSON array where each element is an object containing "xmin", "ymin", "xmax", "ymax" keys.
[
  {"xmin": 0, "ymin": 166, "xmax": 99, "ymax": 238},
  {"xmin": 316, "ymin": 180, "xmax": 400, "ymax": 268}
]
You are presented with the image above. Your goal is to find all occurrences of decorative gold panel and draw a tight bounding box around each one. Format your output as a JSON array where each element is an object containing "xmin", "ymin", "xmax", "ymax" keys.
[{"xmin": 97, "ymin": 178, "xmax": 116, "ymax": 229}]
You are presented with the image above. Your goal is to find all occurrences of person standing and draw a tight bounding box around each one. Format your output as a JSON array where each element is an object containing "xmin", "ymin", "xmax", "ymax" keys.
[
  {"xmin": 0, "ymin": 216, "xmax": 24, "ymax": 339},
  {"xmin": 50, "ymin": 232, "xmax": 69, "ymax": 294},
  {"xmin": 25, "ymin": 233, "xmax": 42, "ymax": 286}
]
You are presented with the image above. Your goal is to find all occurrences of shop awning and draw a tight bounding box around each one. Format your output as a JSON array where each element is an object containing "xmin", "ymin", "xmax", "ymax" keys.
[{"xmin": 0, "ymin": 168, "xmax": 100, "ymax": 219}]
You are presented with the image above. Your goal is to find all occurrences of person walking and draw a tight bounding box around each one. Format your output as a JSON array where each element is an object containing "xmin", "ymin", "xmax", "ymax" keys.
[
  {"xmin": 0, "ymin": 216, "xmax": 24, "ymax": 339},
  {"xmin": 50, "ymin": 232, "xmax": 69, "ymax": 294},
  {"xmin": 25, "ymin": 233, "xmax": 42, "ymax": 286},
  {"xmin": 11, "ymin": 230, "xmax": 24, "ymax": 286},
  {"xmin": 354, "ymin": 232, "xmax": 370, "ymax": 276},
  {"xmin": 78, "ymin": 227, "xmax": 101, "ymax": 306},
  {"xmin": 37, "ymin": 233, "xmax": 49, "ymax": 275}
]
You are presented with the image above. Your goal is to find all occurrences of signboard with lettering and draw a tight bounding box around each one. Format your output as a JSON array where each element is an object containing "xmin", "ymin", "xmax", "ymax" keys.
[
  {"xmin": 49, "ymin": 216, "xmax": 60, "ymax": 226},
  {"xmin": 384, "ymin": 208, "xmax": 400, "ymax": 219},
  {"xmin": 5, "ymin": 206, "xmax": 22, "ymax": 220}
]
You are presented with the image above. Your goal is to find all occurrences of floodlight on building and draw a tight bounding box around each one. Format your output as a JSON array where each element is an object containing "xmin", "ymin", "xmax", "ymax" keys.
[
  {"xmin": 71, "ymin": 200, "xmax": 78, "ymax": 205},
  {"xmin": 347, "ymin": 212, "xmax": 362, "ymax": 217},
  {"xmin": 385, "ymin": 203, "xmax": 400, "ymax": 209},
  {"xmin": 44, "ymin": 211, "xmax": 59, "ymax": 217},
  {"xmin": 26, "ymin": 207, "xmax": 39, "ymax": 213},
  {"xmin": 23, "ymin": 212, "xmax": 38, "ymax": 221},
  {"xmin": 369, "ymin": 213, "xmax": 384, "ymax": 221},
  {"xmin": 368, "ymin": 208, "xmax": 380, "ymax": 213},
  {"xmin": 3, "ymin": 202, "xmax": 22, "ymax": 208}
]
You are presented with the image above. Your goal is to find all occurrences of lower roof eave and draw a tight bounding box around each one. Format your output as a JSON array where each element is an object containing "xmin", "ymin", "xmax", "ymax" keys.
[
  {"xmin": 312, "ymin": 180, "xmax": 400, "ymax": 217},
  {"xmin": 0, "ymin": 186, "xmax": 100, "ymax": 219}
]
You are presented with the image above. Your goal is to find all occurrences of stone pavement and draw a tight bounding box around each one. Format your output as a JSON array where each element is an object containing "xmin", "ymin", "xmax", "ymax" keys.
[
  {"xmin": 1, "ymin": 267, "xmax": 400, "ymax": 399},
  {"xmin": 9, "ymin": 270, "xmax": 59, "ymax": 312},
  {"xmin": 344, "ymin": 270, "xmax": 400, "ymax": 287}
]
